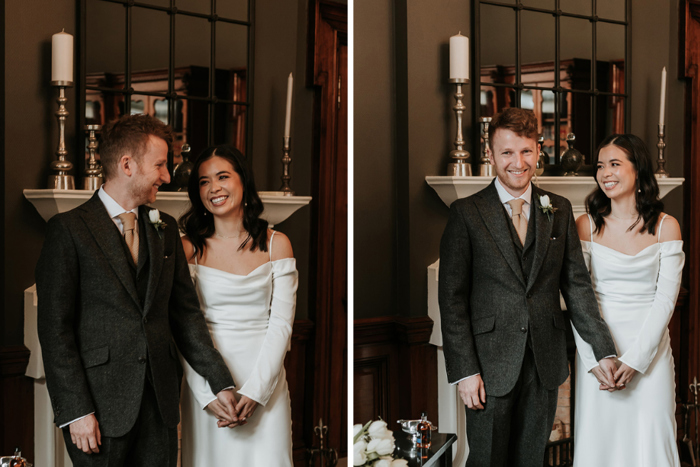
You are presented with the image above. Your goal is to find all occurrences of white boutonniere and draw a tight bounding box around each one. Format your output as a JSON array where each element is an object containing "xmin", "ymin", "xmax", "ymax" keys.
[
  {"xmin": 148, "ymin": 209, "xmax": 167, "ymax": 238},
  {"xmin": 538, "ymin": 195, "xmax": 558, "ymax": 222}
]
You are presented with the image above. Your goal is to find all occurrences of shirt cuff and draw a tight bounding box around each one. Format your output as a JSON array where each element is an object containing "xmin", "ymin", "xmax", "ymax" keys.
[
  {"xmin": 59, "ymin": 412, "xmax": 94, "ymax": 429},
  {"xmin": 451, "ymin": 373, "xmax": 480, "ymax": 385}
]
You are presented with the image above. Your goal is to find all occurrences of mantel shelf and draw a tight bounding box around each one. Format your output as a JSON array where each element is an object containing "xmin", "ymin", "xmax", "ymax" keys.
[
  {"xmin": 425, "ymin": 175, "xmax": 684, "ymax": 217},
  {"xmin": 23, "ymin": 189, "xmax": 312, "ymax": 228}
]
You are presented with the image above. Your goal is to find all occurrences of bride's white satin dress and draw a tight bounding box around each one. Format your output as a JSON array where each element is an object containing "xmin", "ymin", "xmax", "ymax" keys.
[
  {"xmin": 180, "ymin": 237, "xmax": 297, "ymax": 466},
  {"xmin": 573, "ymin": 216, "xmax": 684, "ymax": 467}
]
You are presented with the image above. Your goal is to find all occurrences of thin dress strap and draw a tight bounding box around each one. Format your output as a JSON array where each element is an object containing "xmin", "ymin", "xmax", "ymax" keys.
[
  {"xmin": 587, "ymin": 213, "xmax": 594, "ymax": 243},
  {"xmin": 657, "ymin": 214, "xmax": 668, "ymax": 242},
  {"xmin": 268, "ymin": 230, "xmax": 276, "ymax": 261}
]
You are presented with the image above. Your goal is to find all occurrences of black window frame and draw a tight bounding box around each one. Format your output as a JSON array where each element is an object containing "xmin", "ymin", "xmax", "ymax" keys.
[
  {"xmin": 471, "ymin": 0, "xmax": 630, "ymax": 165},
  {"xmin": 77, "ymin": 0, "xmax": 255, "ymax": 178}
]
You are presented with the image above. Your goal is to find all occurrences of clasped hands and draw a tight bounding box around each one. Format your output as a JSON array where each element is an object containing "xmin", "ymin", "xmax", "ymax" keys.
[
  {"xmin": 592, "ymin": 358, "xmax": 637, "ymax": 392},
  {"xmin": 205, "ymin": 389, "xmax": 259, "ymax": 428}
]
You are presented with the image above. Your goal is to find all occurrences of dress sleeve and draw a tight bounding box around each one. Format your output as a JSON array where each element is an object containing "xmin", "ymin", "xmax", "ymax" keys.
[
  {"xmin": 618, "ymin": 241, "xmax": 684, "ymax": 374},
  {"xmin": 571, "ymin": 240, "xmax": 602, "ymax": 372},
  {"xmin": 238, "ymin": 258, "xmax": 298, "ymax": 406}
]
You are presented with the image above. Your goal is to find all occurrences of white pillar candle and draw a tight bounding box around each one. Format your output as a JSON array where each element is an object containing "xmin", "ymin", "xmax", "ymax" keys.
[
  {"xmin": 284, "ymin": 73, "xmax": 293, "ymax": 138},
  {"xmin": 659, "ymin": 66, "xmax": 667, "ymax": 126},
  {"xmin": 449, "ymin": 32, "xmax": 469, "ymax": 81},
  {"xmin": 52, "ymin": 29, "xmax": 73, "ymax": 83}
]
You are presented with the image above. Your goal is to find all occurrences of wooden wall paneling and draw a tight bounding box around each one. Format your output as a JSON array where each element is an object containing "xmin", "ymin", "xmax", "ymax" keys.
[
  {"xmin": 0, "ymin": 347, "xmax": 33, "ymax": 462},
  {"xmin": 307, "ymin": 0, "xmax": 348, "ymax": 461},
  {"xmin": 354, "ymin": 317, "xmax": 438, "ymax": 432},
  {"xmin": 681, "ymin": 2, "xmax": 700, "ymax": 463},
  {"xmin": 285, "ymin": 320, "xmax": 314, "ymax": 466}
]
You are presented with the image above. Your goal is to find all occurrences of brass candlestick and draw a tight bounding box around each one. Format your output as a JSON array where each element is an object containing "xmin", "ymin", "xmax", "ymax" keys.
[
  {"xmin": 447, "ymin": 79, "xmax": 471, "ymax": 176},
  {"xmin": 48, "ymin": 80, "xmax": 75, "ymax": 189},
  {"xmin": 655, "ymin": 124, "xmax": 670, "ymax": 178},
  {"xmin": 280, "ymin": 136, "xmax": 294, "ymax": 195},
  {"xmin": 83, "ymin": 124, "xmax": 103, "ymax": 190}
]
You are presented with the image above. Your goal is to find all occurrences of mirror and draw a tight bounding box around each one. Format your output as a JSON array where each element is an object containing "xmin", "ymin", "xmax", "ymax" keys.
[
  {"xmin": 82, "ymin": 0, "xmax": 252, "ymax": 180},
  {"xmin": 476, "ymin": 0, "xmax": 628, "ymax": 168}
]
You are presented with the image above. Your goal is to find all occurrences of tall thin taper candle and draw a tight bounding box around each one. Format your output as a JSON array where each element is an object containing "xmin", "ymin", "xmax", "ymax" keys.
[
  {"xmin": 284, "ymin": 73, "xmax": 293, "ymax": 138},
  {"xmin": 659, "ymin": 67, "xmax": 667, "ymax": 126}
]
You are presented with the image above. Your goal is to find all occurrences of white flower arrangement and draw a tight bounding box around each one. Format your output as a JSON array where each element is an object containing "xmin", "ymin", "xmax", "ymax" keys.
[
  {"xmin": 353, "ymin": 420, "xmax": 408, "ymax": 467},
  {"xmin": 148, "ymin": 209, "xmax": 167, "ymax": 238}
]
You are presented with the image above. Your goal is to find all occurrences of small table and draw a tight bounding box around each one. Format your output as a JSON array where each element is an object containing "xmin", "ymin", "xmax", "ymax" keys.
[{"xmin": 393, "ymin": 430, "xmax": 457, "ymax": 467}]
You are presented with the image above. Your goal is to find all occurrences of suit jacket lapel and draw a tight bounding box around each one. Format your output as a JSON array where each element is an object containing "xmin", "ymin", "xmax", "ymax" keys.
[
  {"xmin": 80, "ymin": 193, "xmax": 141, "ymax": 308},
  {"xmin": 141, "ymin": 206, "xmax": 163, "ymax": 316},
  {"xmin": 527, "ymin": 186, "xmax": 554, "ymax": 291},
  {"xmin": 475, "ymin": 182, "xmax": 526, "ymax": 287}
]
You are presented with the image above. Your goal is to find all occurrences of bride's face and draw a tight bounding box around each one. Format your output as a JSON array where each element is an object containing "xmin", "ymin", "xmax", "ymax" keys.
[
  {"xmin": 596, "ymin": 145, "xmax": 638, "ymax": 200},
  {"xmin": 198, "ymin": 156, "xmax": 245, "ymax": 218}
]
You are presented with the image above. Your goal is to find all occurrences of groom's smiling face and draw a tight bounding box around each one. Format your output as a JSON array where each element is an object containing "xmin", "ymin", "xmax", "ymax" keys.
[{"xmin": 488, "ymin": 128, "xmax": 539, "ymax": 197}]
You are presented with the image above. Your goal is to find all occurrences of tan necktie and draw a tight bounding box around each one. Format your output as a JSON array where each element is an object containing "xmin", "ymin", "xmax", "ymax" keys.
[
  {"xmin": 507, "ymin": 199, "xmax": 528, "ymax": 246},
  {"xmin": 117, "ymin": 212, "xmax": 139, "ymax": 265}
]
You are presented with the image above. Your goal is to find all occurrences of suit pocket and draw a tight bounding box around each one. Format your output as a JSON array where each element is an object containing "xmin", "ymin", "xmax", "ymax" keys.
[
  {"xmin": 552, "ymin": 313, "xmax": 567, "ymax": 330},
  {"xmin": 472, "ymin": 316, "xmax": 496, "ymax": 335},
  {"xmin": 82, "ymin": 346, "xmax": 109, "ymax": 369}
]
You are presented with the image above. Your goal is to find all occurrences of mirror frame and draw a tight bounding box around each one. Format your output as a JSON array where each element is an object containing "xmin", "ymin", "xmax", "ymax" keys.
[
  {"xmin": 76, "ymin": 0, "xmax": 255, "ymax": 181},
  {"xmin": 471, "ymin": 0, "xmax": 630, "ymax": 166}
]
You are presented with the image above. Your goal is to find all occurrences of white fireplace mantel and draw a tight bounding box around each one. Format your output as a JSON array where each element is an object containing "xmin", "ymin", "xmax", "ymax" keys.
[{"xmin": 23, "ymin": 189, "xmax": 312, "ymax": 228}]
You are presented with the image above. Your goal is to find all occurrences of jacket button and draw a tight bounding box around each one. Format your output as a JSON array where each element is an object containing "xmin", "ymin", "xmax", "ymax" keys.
[
  {"xmin": 521, "ymin": 327, "xmax": 527, "ymax": 333},
  {"xmin": 526, "ymin": 293, "xmax": 532, "ymax": 299},
  {"xmin": 143, "ymin": 317, "xmax": 148, "ymax": 324},
  {"xmin": 138, "ymin": 356, "xmax": 147, "ymax": 364}
]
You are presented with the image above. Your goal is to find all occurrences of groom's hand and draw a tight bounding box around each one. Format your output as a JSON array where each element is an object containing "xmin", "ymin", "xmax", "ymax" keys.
[
  {"xmin": 216, "ymin": 389, "xmax": 239, "ymax": 423},
  {"xmin": 593, "ymin": 358, "xmax": 618, "ymax": 391},
  {"xmin": 69, "ymin": 414, "xmax": 101, "ymax": 454},
  {"xmin": 458, "ymin": 376, "xmax": 486, "ymax": 410}
]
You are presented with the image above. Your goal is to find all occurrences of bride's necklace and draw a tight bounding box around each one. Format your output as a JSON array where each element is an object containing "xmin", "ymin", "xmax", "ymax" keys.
[
  {"xmin": 610, "ymin": 212, "xmax": 638, "ymax": 221},
  {"xmin": 215, "ymin": 230, "xmax": 247, "ymax": 240}
]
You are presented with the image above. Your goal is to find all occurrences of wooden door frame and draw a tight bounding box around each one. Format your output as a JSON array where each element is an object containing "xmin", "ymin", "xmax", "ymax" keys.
[
  {"xmin": 680, "ymin": 0, "xmax": 700, "ymax": 453},
  {"xmin": 306, "ymin": 0, "xmax": 348, "ymax": 461}
]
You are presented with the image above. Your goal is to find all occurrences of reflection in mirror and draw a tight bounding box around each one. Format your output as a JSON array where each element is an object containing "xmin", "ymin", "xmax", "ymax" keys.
[
  {"xmin": 597, "ymin": 0, "xmax": 626, "ymax": 21},
  {"xmin": 596, "ymin": 95, "xmax": 625, "ymax": 148},
  {"xmin": 215, "ymin": 22, "xmax": 248, "ymax": 99},
  {"xmin": 521, "ymin": 90, "xmax": 534, "ymax": 111},
  {"xmin": 86, "ymin": 0, "xmax": 125, "ymax": 79},
  {"xmin": 177, "ymin": 0, "xmax": 211, "ymax": 15},
  {"xmin": 132, "ymin": 7, "xmax": 169, "ymax": 73},
  {"xmin": 139, "ymin": 0, "xmax": 169, "ymax": 7},
  {"xmin": 522, "ymin": 10, "xmax": 554, "ymax": 66},
  {"xmin": 560, "ymin": 0, "xmax": 591, "ymax": 16},
  {"xmin": 560, "ymin": 17, "xmax": 592, "ymax": 91},
  {"xmin": 214, "ymin": 104, "xmax": 247, "ymax": 151},
  {"xmin": 521, "ymin": 0, "xmax": 553, "ymax": 10},
  {"xmin": 217, "ymin": 0, "xmax": 248, "ymax": 22},
  {"xmin": 596, "ymin": 22, "xmax": 625, "ymax": 93},
  {"xmin": 480, "ymin": 5, "xmax": 515, "ymax": 70},
  {"xmin": 176, "ymin": 14, "xmax": 211, "ymax": 71}
]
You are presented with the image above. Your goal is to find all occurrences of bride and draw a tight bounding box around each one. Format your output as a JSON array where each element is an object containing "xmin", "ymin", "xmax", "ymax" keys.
[
  {"xmin": 178, "ymin": 145, "xmax": 297, "ymax": 466},
  {"xmin": 573, "ymin": 134, "xmax": 683, "ymax": 466}
]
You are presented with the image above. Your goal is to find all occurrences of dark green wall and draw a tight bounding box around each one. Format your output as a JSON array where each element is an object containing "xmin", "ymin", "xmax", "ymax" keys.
[{"xmin": 354, "ymin": 0, "xmax": 686, "ymax": 320}]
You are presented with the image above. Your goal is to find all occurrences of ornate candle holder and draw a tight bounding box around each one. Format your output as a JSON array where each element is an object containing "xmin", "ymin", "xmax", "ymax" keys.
[
  {"xmin": 478, "ymin": 117, "xmax": 494, "ymax": 176},
  {"xmin": 280, "ymin": 136, "xmax": 294, "ymax": 196},
  {"xmin": 655, "ymin": 124, "xmax": 670, "ymax": 178},
  {"xmin": 447, "ymin": 78, "xmax": 471, "ymax": 176},
  {"xmin": 83, "ymin": 124, "xmax": 103, "ymax": 191},
  {"xmin": 48, "ymin": 80, "xmax": 75, "ymax": 189}
]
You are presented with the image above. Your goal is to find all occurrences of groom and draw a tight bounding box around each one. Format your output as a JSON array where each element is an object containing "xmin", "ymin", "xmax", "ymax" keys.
[
  {"xmin": 438, "ymin": 108, "xmax": 617, "ymax": 466},
  {"xmin": 36, "ymin": 114, "xmax": 237, "ymax": 466}
]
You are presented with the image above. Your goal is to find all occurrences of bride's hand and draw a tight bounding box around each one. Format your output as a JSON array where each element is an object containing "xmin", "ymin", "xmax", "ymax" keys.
[
  {"xmin": 235, "ymin": 395, "xmax": 259, "ymax": 421},
  {"xmin": 591, "ymin": 360, "xmax": 617, "ymax": 392},
  {"xmin": 205, "ymin": 400, "xmax": 245, "ymax": 428},
  {"xmin": 613, "ymin": 363, "xmax": 637, "ymax": 390}
]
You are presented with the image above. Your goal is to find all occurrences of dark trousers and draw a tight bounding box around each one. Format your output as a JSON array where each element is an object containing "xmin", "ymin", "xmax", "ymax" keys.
[
  {"xmin": 465, "ymin": 346, "xmax": 558, "ymax": 467},
  {"xmin": 63, "ymin": 378, "xmax": 178, "ymax": 467}
]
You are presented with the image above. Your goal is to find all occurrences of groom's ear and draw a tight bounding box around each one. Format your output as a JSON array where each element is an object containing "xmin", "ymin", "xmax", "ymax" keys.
[{"xmin": 119, "ymin": 154, "xmax": 134, "ymax": 177}]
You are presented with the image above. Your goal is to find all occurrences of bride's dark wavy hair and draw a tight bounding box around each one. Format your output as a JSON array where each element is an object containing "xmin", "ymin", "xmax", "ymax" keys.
[
  {"xmin": 178, "ymin": 145, "xmax": 268, "ymax": 258},
  {"xmin": 585, "ymin": 134, "xmax": 663, "ymax": 236}
]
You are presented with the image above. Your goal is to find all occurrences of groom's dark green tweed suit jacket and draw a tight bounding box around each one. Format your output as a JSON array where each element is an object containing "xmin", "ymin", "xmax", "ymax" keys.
[
  {"xmin": 438, "ymin": 181, "xmax": 616, "ymax": 396},
  {"xmin": 36, "ymin": 192, "xmax": 234, "ymax": 437}
]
